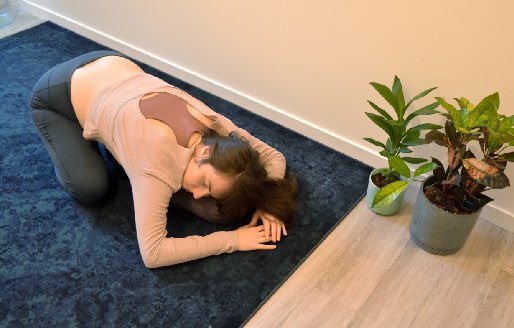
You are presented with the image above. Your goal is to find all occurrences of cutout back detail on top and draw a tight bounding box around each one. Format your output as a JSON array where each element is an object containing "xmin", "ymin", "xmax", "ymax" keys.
[{"xmin": 140, "ymin": 93, "xmax": 207, "ymax": 147}]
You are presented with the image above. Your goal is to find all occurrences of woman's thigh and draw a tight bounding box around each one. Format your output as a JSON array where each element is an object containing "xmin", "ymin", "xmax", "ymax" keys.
[
  {"xmin": 29, "ymin": 53, "xmax": 120, "ymax": 204},
  {"xmin": 31, "ymin": 108, "xmax": 109, "ymax": 204}
]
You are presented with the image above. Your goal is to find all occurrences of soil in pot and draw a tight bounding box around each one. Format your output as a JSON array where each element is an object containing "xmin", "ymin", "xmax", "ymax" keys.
[
  {"xmin": 371, "ymin": 172, "xmax": 400, "ymax": 188},
  {"xmin": 424, "ymin": 185, "xmax": 473, "ymax": 215}
]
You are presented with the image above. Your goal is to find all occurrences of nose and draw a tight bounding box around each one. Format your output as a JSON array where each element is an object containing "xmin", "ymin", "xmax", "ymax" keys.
[{"xmin": 192, "ymin": 188, "xmax": 208, "ymax": 199}]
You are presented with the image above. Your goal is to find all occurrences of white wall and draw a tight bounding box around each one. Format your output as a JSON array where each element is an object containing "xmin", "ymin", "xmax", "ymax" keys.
[{"xmin": 23, "ymin": 0, "xmax": 514, "ymax": 230}]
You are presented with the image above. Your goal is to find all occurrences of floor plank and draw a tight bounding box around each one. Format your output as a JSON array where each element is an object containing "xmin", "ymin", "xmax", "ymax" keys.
[
  {"xmin": 409, "ymin": 219, "xmax": 511, "ymax": 328},
  {"xmin": 245, "ymin": 201, "xmax": 374, "ymax": 327},
  {"xmin": 282, "ymin": 288, "xmax": 358, "ymax": 328},
  {"xmin": 474, "ymin": 270, "xmax": 514, "ymax": 328},
  {"xmin": 0, "ymin": 7, "xmax": 44, "ymax": 38},
  {"xmin": 501, "ymin": 232, "xmax": 514, "ymax": 275},
  {"xmin": 351, "ymin": 241, "xmax": 450, "ymax": 328},
  {"xmin": 316, "ymin": 202, "xmax": 412, "ymax": 311}
]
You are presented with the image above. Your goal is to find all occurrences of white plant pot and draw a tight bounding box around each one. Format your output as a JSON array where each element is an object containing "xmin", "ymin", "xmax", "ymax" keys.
[{"xmin": 365, "ymin": 168, "xmax": 406, "ymax": 216}]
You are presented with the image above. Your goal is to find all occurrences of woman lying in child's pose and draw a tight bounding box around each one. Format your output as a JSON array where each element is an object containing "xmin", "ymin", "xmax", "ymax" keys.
[{"xmin": 30, "ymin": 50, "xmax": 297, "ymax": 268}]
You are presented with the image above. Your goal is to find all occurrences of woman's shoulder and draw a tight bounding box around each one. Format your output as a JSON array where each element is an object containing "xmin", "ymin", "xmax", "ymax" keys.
[
  {"xmin": 145, "ymin": 118, "xmax": 178, "ymax": 143},
  {"xmin": 134, "ymin": 121, "xmax": 193, "ymax": 190}
]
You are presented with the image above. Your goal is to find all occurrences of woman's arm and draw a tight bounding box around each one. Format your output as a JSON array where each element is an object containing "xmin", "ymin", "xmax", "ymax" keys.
[
  {"xmin": 233, "ymin": 127, "xmax": 286, "ymax": 179},
  {"xmin": 131, "ymin": 175, "xmax": 239, "ymax": 268},
  {"xmin": 131, "ymin": 175, "xmax": 280, "ymax": 268}
]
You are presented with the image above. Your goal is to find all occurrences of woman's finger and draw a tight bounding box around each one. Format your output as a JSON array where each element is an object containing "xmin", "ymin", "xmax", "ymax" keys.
[
  {"xmin": 263, "ymin": 219, "xmax": 271, "ymax": 240},
  {"xmin": 271, "ymin": 221, "xmax": 277, "ymax": 243},
  {"xmin": 257, "ymin": 244, "xmax": 276, "ymax": 250},
  {"xmin": 249, "ymin": 210, "xmax": 260, "ymax": 226},
  {"xmin": 276, "ymin": 223, "xmax": 282, "ymax": 242}
]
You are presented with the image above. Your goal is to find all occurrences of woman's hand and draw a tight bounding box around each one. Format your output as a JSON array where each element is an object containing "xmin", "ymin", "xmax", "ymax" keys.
[
  {"xmin": 236, "ymin": 225, "xmax": 276, "ymax": 251},
  {"xmin": 248, "ymin": 209, "xmax": 287, "ymax": 243}
]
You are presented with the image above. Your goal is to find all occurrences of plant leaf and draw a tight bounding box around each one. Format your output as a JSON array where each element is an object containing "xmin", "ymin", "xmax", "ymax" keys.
[
  {"xmin": 407, "ymin": 123, "xmax": 444, "ymax": 132},
  {"xmin": 444, "ymin": 120, "xmax": 461, "ymax": 148},
  {"xmin": 404, "ymin": 86, "xmax": 438, "ymax": 110},
  {"xmin": 386, "ymin": 120, "xmax": 404, "ymax": 127},
  {"xmin": 498, "ymin": 151, "xmax": 514, "ymax": 162},
  {"xmin": 401, "ymin": 138, "xmax": 425, "ymax": 146},
  {"xmin": 386, "ymin": 138, "xmax": 394, "ymax": 153},
  {"xmin": 398, "ymin": 147, "xmax": 413, "ymax": 153},
  {"xmin": 372, "ymin": 180, "xmax": 409, "ymax": 208},
  {"xmin": 392, "ymin": 76, "xmax": 406, "ymax": 117},
  {"xmin": 402, "ymin": 129, "xmax": 423, "ymax": 146},
  {"xmin": 462, "ymin": 158, "xmax": 510, "ymax": 189},
  {"xmin": 430, "ymin": 157, "xmax": 446, "ymax": 182},
  {"xmin": 365, "ymin": 112, "xmax": 394, "ymax": 139},
  {"xmin": 425, "ymin": 130, "xmax": 449, "ymax": 147},
  {"xmin": 498, "ymin": 115, "xmax": 514, "ymax": 133},
  {"xmin": 402, "ymin": 157, "xmax": 428, "ymax": 164},
  {"xmin": 368, "ymin": 100, "xmax": 394, "ymax": 121},
  {"xmin": 455, "ymin": 97, "xmax": 473, "ymax": 111},
  {"xmin": 380, "ymin": 149, "xmax": 392, "ymax": 157},
  {"xmin": 370, "ymin": 82, "xmax": 400, "ymax": 114},
  {"xmin": 467, "ymin": 93, "xmax": 499, "ymax": 129},
  {"xmin": 405, "ymin": 101, "xmax": 440, "ymax": 124},
  {"xmin": 363, "ymin": 137, "xmax": 387, "ymax": 150},
  {"xmin": 436, "ymin": 97, "xmax": 462, "ymax": 129},
  {"xmin": 413, "ymin": 162, "xmax": 439, "ymax": 178},
  {"xmin": 389, "ymin": 156, "xmax": 411, "ymax": 178}
]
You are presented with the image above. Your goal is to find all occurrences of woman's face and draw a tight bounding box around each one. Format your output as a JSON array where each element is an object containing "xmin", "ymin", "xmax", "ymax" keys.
[{"xmin": 182, "ymin": 146, "xmax": 233, "ymax": 199}]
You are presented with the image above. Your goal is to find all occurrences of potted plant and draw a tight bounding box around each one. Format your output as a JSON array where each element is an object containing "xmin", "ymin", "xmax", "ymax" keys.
[
  {"xmin": 410, "ymin": 92, "xmax": 514, "ymax": 255},
  {"xmin": 364, "ymin": 76, "xmax": 441, "ymax": 215}
]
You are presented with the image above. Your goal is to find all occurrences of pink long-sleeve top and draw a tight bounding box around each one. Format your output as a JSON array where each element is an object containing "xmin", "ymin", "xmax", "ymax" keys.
[{"xmin": 82, "ymin": 73, "xmax": 286, "ymax": 268}]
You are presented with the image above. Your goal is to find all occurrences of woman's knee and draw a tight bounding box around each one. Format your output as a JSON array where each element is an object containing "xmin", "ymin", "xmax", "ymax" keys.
[
  {"xmin": 75, "ymin": 181, "xmax": 109, "ymax": 205},
  {"xmin": 59, "ymin": 169, "xmax": 109, "ymax": 205},
  {"xmin": 30, "ymin": 68, "xmax": 54, "ymax": 111}
]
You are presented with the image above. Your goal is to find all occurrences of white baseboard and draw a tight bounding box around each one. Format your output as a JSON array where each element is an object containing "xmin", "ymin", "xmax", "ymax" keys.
[{"xmin": 23, "ymin": 1, "xmax": 514, "ymax": 233}]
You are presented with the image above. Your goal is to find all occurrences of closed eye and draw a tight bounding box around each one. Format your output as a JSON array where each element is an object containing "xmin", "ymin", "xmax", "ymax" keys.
[{"xmin": 203, "ymin": 178, "xmax": 211, "ymax": 194}]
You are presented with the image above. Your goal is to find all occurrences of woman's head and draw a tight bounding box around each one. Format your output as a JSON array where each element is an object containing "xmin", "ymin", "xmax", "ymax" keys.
[
  {"xmin": 181, "ymin": 147, "xmax": 234, "ymax": 200},
  {"xmin": 181, "ymin": 129, "xmax": 297, "ymax": 223}
]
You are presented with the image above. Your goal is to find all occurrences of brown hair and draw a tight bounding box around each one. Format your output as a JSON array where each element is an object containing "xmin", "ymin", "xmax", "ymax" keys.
[{"xmin": 199, "ymin": 129, "xmax": 297, "ymax": 224}]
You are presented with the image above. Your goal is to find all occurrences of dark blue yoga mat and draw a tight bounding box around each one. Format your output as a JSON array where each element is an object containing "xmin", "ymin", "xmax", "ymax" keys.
[{"xmin": 0, "ymin": 22, "xmax": 372, "ymax": 327}]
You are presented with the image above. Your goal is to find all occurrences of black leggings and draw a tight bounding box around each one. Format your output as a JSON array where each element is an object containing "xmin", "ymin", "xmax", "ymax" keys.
[
  {"xmin": 30, "ymin": 51, "xmax": 232, "ymax": 223},
  {"xmin": 30, "ymin": 50, "xmax": 125, "ymax": 205}
]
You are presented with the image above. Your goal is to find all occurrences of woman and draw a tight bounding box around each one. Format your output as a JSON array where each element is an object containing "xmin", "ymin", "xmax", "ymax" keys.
[{"xmin": 30, "ymin": 50, "xmax": 297, "ymax": 268}]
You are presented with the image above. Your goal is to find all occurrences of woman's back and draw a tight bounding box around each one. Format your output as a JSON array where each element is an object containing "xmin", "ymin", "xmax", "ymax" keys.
[{"xmin": 71, "ymin": 55, "xmax": 144, "ymax": 126}]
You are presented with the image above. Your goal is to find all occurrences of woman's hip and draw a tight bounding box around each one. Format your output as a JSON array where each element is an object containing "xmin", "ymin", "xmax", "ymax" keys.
[{"xmin": 30, "ymin": 50, "xmax": 126, "ymax": 122}]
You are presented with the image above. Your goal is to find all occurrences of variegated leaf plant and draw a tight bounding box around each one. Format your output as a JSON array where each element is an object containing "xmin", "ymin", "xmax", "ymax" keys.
[{"xmin": 424, "ymin": 92, "xmax": 514, "ymax": 212}]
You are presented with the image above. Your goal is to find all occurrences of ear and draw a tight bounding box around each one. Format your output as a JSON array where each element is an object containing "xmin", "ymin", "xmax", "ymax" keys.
[{"xmin": 195, "ymin": 145, "xmax": 211, "ymax": 158}]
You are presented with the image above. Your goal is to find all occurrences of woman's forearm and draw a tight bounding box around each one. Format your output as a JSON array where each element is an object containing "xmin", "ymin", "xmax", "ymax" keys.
[{"xmin": 131, "ymin": 175, "xmax": 239, "ymax": 268}]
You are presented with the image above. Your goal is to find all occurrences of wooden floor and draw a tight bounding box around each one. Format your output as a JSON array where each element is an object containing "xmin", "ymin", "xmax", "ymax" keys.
[
  {"xmin": 246, "ymin": 188, "xmax": 514, "ymax": 328},
  {"xmin": 4, "ymin": 12, "xmax": 514, "ymax": 328},
  {"xmin": 0, "ymin": 7, "xmax": 44, "ymax": 38}
]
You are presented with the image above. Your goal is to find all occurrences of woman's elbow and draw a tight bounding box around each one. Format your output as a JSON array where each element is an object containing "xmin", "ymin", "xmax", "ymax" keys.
[
  {"xmin": 139, "ymin": 247, "xmax": 164, "ymax": 268},
  {"xmin": 141, "ymin": 253, "xmax": 160, "ymax": 269}
]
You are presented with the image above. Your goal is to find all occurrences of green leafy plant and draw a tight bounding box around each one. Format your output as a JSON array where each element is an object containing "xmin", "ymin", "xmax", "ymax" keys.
[
  {"xmin": 424, "ymin": 92, "xmax": 514, "ymax": 213},
  {"xmin": 364, "ymin": 76, "xmax": 441, "ymax": 209}
]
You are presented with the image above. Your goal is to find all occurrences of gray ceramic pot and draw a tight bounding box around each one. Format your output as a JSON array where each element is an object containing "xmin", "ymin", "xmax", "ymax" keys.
[{"xmin": 409, "ymin": 177, "xmax": 482, "ymax": 255}]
